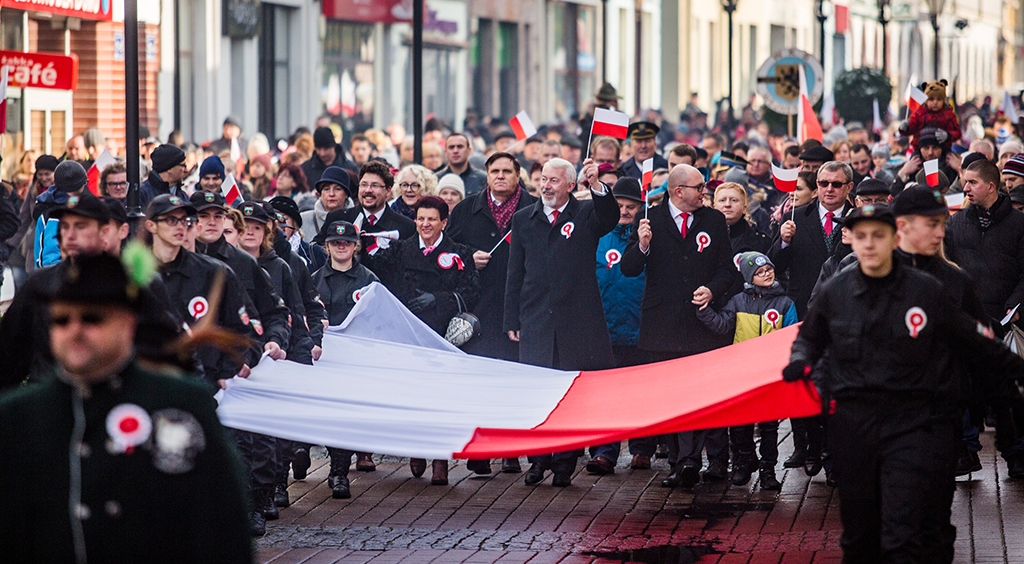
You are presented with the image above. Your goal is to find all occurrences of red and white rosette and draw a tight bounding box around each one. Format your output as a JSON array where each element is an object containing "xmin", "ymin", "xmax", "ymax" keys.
[
  {"xmin": 696, "ymin": 231, "xmax": 711, "ymax": 253},
  {"xmin": 764, "ymin": 308, "xmax": 781, "ymax": 329},
  {"xmin": 438, "ymin": 253, "xmax": 465, "ymax": 271},
  {"xmin": 605, "ymin": 249, "xmax": 621, "ymax": 269},
  {"xmin": 106, "ymin": 403, "xmax": 152, "ymax": 454},
  {"xmin": 561, "ymin": 222, "xmax": 575, "ymax": 239},
  {"xmin": 188, "ymin": 296, "xmax": 209, "ymax": 320}
]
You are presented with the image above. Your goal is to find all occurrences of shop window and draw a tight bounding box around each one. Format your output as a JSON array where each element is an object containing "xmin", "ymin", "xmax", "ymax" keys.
[
  {"xmin": 259, "ymin": 3, "xmax": 293, "ymax": 141},
  {"xmin": 549, "ymin": 1, "xmax": 596, "ymax": 121},
  {"xmin": 322, "ymin": 20, "xmax": 374, "ymax": 129}
]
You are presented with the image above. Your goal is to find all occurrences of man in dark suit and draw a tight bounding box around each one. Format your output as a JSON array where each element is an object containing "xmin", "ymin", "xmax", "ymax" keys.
[
  {"xmin": 315, "ymin": 160, "xmax": 416, "ymax": 262},
  {"xmin": 620, "ymin": 163, "xmax": 739, "ymax": 489},
  {"xmin": 619, "ymin": 122, "xmax": 668, "ymax": 180},
  {"xmin": 447, "ymin": 152, "xmax": 538, "ymax": 362},
  {"xmin": 504, "ymin": 157, "xmax": 619, "ymax": 487},
  {"xmin": 769, "ymin": 160, "xmax": 854, "ymax": 474}
]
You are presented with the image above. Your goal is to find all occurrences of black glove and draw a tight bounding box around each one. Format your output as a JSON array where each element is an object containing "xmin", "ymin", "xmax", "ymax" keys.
[
  {"xmin": 782, "ymin": 361, "xmax": 812, "ymax": 382},
  {"xmin": 407, "ymin": 292, "xmax": 436, "ymax": 313},
  {"xmin": 897, "ymin": 122, "xmax": 909, "ymax": 135}
]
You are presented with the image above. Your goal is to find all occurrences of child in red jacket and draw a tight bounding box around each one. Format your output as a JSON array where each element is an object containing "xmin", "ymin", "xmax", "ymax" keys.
[{"xmin": 899, "ymin": 79, "xmax": 961, "ymax": 152}]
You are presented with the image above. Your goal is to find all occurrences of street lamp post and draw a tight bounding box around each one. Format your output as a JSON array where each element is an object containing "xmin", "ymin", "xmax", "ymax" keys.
[
  {"xmin": 721, "ymin": 0, "xmax": 738, "ymax": 114},
  {"xmin": 926, "ymin": 0, "xmax": 946, "ymax": 79},
  {"xmin": 877, "ymin": 0, "xmax": 890, "ymax": 75},
  {"xmin": 814, "ymin": 0, "xmax": 829, "ymax": 66}
]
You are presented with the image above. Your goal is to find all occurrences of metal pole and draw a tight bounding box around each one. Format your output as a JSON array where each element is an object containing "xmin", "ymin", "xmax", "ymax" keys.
[
  {"xmin": 932, "ymin": 18, "xmax": 940, "ymax": 79},
  {"xmin": 634, "ymin": 0, "xmax": 642, "ymax": 113},
  {"xmin": 727, "ymin": 9, "xmax": 733, "ymax": 113},
  {"xmin": 412, "ymin": 0, "xmax": 424, "ymax": 165},
  {"xmin": 880, "ymin": 20, "xmax": 888, "ymax": 75},
  {"xmin": 125, "ymin": 0, "xmax": 142, "ymax": 218},
  {"xmin": 601, "ymin": 0, "xmax": 608, "ymax": 84}
]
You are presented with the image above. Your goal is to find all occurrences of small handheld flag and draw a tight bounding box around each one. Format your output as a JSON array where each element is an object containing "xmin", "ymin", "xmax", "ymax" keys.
[
  {"xmin": 488, "ymin": 230, "xmax": 512, "ymax": 254},
  {"xmin": 1001, "ymin": 91, "xmax": 1020, "ymax": 125},
  {"xmin": 905, "ymin": 81, "xmax": 927, "ymax": 116},
  {"xmin": 591, "ymin": 108, "xmax": 630, "ymax": 140},
  {"xmin": 509, "ymin": 111, "xmax": 537, "ymax": 142},
  {"xmin": 87, "ymin": 148, "xmax": 118, "ymax": 196},
  {"xmin": 641, "ymin": 158, "xmax": 654, "ymax": 219},
  {"xmin": 771, "ymin": 164, "xmax": 800, "ymax": 193},
  {"xmin": 222, "ymin": 173, "xmax": 242, "ymax": 205},
  {"xmin": 872, "ymin": 99, "xmax": 883, "ymax": 134},
  {"xmin": 924, "ymin": 159, "xmax": 940, "ymax": 187}
]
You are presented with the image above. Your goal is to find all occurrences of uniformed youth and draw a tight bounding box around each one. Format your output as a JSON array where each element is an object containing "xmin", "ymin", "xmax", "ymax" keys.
[
  {"xmin": 0, "ymin": 252, "xmax": 252, "ymax": 563},
  {"xmin": 144, "ymin": 194, "xmax": 275, "ymax": 536},
  {"xmin": 785, "ymin": 204, "xmax": 1024, "ymax": 563}
]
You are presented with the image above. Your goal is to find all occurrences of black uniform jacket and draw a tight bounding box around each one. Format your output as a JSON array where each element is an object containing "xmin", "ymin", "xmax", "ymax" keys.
[
  {"xmin": 790, "ymin": 259, "xmax": 1024, "ymax": 402},
  {"xmin": 769, "ymin": 199, "xmax": 853, "ymax": 318},
  {"xmin": 504, "ymin": 190, "xmax": 619, "ymax": 370},
  {"xmin": 619, "ymin": 154, "xmax": 669, "ymax": 180},
  {"xmin": 621, "ymin": 203, "xmax": 738, "ymax": 356},
  {"xmin": 0, "ymin": 362, "xmax": 252, "ymax": 563},
  {"xmin": 274, "ymin": 234, "xmax": 326, "ymax": 347},
  {"xmin": 446, "ymin": 187, "xmax": 538, "ymax": 360},
  {"xmin": 197, "ymin": 236, "xmax": 291, "ymax": 349},
  {"xmin": 945, "ymin": 194, "xmax": 1024, "ymax": 324},
  {"xmin": 159, "ymin": 249, "xmax": 261, "ymax": 387},
  {"xmin": 312, "ymin": 261, "xmax": 379, "ymax": 326},
  {"xmin": 365, "ymin": 234, "xmax": 480, "ymax": 336},
  {"xmin": 258, "ymin": 249, "xmax": 314, "ymax": 365}
]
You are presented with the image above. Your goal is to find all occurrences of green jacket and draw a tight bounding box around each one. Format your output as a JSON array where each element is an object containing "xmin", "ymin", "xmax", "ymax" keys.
[{"xmin": 0, "ymin": 361, "xmax": 252, "ymax": 563}]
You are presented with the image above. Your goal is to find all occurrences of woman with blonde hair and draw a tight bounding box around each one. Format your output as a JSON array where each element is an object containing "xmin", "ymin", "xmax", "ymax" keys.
[
  {"xmin": 391, "ymin": 164, "xmax": 438, "ymax": 219},
  {"xmin": 830, "ymin": 140, "xmax": 851, "ymax": 164}
]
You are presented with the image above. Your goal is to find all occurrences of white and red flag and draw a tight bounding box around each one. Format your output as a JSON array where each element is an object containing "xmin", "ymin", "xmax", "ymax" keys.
[
  {"xmin": 216, "ymin": 284, "xmax": 822, "ymax": 459},
  {"xmin": 797, "ymin": 65, "xmax": 822, "ymax": 144},
  {"xmin": 86, "ymin": 148, "xmax": 118, "ymax": 196},
  {"xmin": 771, "ymin": 163, "xmax": 800, "ymax": 193},
  {"xmin": 923, "ymin": 159, "xmax": 940, "ymax": 187},
  {"xmin": 0, "ymin": 65, "xmax": 8, "ymax": 134},
  {"xmin": 905, "ymin": 81, "xmax": 927, "ymax": 115},
  {"xmin": 221, "ymin": 173, "xmax": 242, "ymax": 205},
  {"xmin": 872, "ymin": 99, "xmax": 883, "ymax": 134},
  {"xmin": 591, "ymin": 107, "xmax": 630, "ymax": 140},
  {"xmin": 1001, "ymin": 91, "xmax": 1020, "ymax": 125},
  {"xmin": 509, "ymin": 111, "xmax": 537, "ymax": 142},
  {"xmin": 640, "ymin": 158, "xmax": 654, "ymax": 202}
]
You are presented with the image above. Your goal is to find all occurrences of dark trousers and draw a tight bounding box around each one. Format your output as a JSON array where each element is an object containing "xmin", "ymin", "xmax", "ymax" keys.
[
  {"xmin": 229, "ymin": 428, "xmax": 278, "ymax": 503},
  {"xmin": 730, "ymin": 420, "xmax": 780, "ymax": 463},
  {"xmin": 528, "ymin": 451, "xmax": 579, "ymax": 475},
  {"xmin": 669, "ymin": 428, "xmax": 729, "ymax": 468},
  {"xmin": 628, "ymin": 435, "xmax": 657, "ymax": 457},
  {"xmin": 831, "ymin": 398, "xmax": 958, "ymax": 564},
  {"xmin": 327, "ymin": 447, "xmax": 354, "ymax": 476}
]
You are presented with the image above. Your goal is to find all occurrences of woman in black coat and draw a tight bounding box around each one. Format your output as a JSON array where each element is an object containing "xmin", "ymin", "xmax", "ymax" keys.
[{"xmin": 363, "ymin": 196, "xmax": 480, "ymax": 486}]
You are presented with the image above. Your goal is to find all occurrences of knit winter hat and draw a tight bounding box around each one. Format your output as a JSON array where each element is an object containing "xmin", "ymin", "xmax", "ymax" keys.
[
  {"xmin": 737, "ymin": 251, "xmax": 774, "ymax": 286},
  {"xmin": 436, "ymin": 174, "xmax": 465, "ymax": 198},
  {"xmin": 198, "ymin": 155, "xmax": 225, "ymax": 179},
  {"xmin": 924, "ymin": 79, "xmax": 948, "ymax": 102},
  {"xmin": 151, "ymin": 144, "xmax": 186, "ymax": 174},
  {"xmin": 53, "ymin": 160, "xmax": 89, "ymax": 193},
  {"xmin": 1003, "ymin": 154, "xmax": 1024, "ymax": 179}
]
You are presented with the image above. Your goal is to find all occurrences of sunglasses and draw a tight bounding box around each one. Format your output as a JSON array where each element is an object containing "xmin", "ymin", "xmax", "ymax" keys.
[
  {"xmin": 817, "ymin": 180, "xmax": 848, "ymax": 189},
  {"xmin": 51, "ymin": 311, "xmax": 109, "ymax": 327}
]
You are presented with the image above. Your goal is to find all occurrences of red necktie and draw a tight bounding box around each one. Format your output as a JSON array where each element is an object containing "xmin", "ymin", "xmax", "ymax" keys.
[
  {"xmin": 550, "ymin": 210, "xmax": 560, "ymax": 225},
  {"xmin": 824, "ymin": 211, "xmax": 834, "ymax": 237},
  {"xmin": 680, "ymin": 212, "xmax": 690, "ymax": 239},
  {"xmin": 367, "ymin": 214, "xmax": 377, "ymax": 226}
]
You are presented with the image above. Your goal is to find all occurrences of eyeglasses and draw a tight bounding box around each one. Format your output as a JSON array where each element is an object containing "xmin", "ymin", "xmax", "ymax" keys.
[
  {"xmin": 817, "ymin": 180, "xmax": 849, "ymax": 189},
  {"xmin": 106, "ymin": 181, "xmax": 128, "ymax": 188},
  {"xmin": 51, "ymin": 311, "xmax": 108, "ymax": 327},
  {"xmin": 754, "ymin": 266, "xmax": 775, "ymax": 278},
  {"xmin": 857, "ymin": 196, "xmax": 890, "ymax": 205},
  {"xmin": 675, "ymin": 182, "xmax": 706, "ymax": 191},
  {"xmin": 399, "ymin": 183, "xmax": 422, "ymax": 190},
  {"xmin": 358, "ymin": 182, "xmax": 386, "ymax": 190},
  {"xmin": 155, "ymin": 216, "xmax": 193, "ymax": 227}
]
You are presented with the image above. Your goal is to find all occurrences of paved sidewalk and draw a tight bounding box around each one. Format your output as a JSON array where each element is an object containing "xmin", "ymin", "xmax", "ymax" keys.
[{"xmin": 256, "ymin": 425, "xmax": 1023, "ymax": 563}]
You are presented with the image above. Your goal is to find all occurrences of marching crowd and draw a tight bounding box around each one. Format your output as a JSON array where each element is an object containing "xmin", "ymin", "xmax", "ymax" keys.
[{"xmin": 1, "ymin": 79, "xmax": 1024, "ymax": 562}]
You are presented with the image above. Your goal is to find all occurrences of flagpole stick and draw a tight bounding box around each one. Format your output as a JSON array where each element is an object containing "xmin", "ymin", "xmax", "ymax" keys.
[
  {"xmin": 583, "ymin": 126, "xmax": 594, "ymax": 161},
  {"xmin": 505, "ymin": 138, "xmax": 525, "ymax": 154},
  {"xmin": 488, "ymin": 233, "xmax": 508, "ymax": 255}
]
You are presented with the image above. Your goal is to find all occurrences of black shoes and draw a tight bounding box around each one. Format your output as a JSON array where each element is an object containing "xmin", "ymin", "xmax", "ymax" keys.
[
  {"xmin": 466, "ymin": 459, "xmax": 492, "ymax": 475},
  {"xmin": 502, "ymin": 458, "xmax": 522, "ymax": 473},
  {"xmin": 759, "ymin": 462, "xmax": 782, "ymax": 490},
  {"xmin": 955, "ymin": 449, "xmax": 983, "ymax": 476},
  {"xmin": 524, "ymin": 464, "xmax": 546, "ymax": 486},
  {"xmin": 410, "ymin": 458, "xmax": 427, "ymax": 477},
  {"xmin": 702, "ymin": 459, "xmax": 728, "ymax": 482},
  {"xmin": 329, "ymin": 474, "xmax": 351, "ymax": 499},
  {"xmin": 1007, "ymin": 452, "xmax": 1024, "ymax": 479},
  {"xmin": 552, "ymin": 473, "xmax": 572, "ymax": 487},
  {"xmin": 730, "ymin": 455, "xmax": 759, "ymax": 486},
  {"xmin": 250, "ymin": 510, "xmax": 266, "ymax": 536},
  {"xmin": 662, "ymin": 465, "xmax": 700, "ymax": 488},
  {"xmin": 784, "ymin": 449, "xmax": 806, "ymax": 468},
  {"xmin": 804, "ymin": 455, "xmax": 823, "ymax": 477},
  {"xmin": 274, "ymin": 482, "xmax": 290, "ymax": 508},
  {"xmin": 654, "ymin": 444, "xmax": 670, "ymax": 459},
  {"xmin": 292, "ymin": 447, "xmax": 311, "ymax": 480}
]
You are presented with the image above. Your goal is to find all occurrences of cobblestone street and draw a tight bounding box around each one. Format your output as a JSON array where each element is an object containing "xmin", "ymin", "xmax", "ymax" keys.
[{"xmin": 256, "ymin": 424, "xmax": 1023, "ymax": 563}]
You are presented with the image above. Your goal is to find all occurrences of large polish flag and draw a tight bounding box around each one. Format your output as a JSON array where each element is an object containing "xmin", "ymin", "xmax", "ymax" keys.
[
  {"xmin": 509, "ymin": 111, "xmax": 537, "ymax": 142},
  {"xmin": 797, "ymin": 65, "xmax": 822, "ymax": 144},
  {"xmin": 216, "ymin": 284, "xmax": 822, "ymax": 459},
  {"xmin": 771, "ymin": 163, "xmax": 800, "ymax": 193},
  {"xmin": 591, "ymin": 108, "xmax": 630, "ymax": 140}
]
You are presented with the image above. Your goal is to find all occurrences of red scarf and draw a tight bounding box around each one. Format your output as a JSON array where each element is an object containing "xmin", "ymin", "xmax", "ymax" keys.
[{"xmin": 486, "ymin": 188, "xmax": 521, "ymax": 232}]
